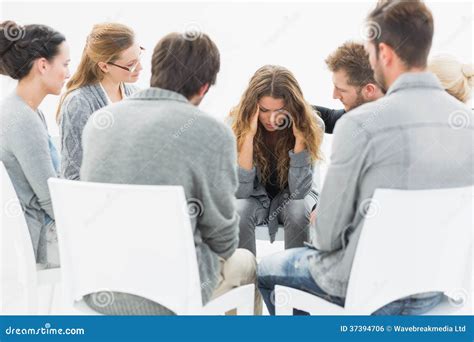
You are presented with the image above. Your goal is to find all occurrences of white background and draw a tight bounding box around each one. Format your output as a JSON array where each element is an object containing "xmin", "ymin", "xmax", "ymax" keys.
[{"xmin": 1, "ymin": 0, "xmax": 473, "ymax": 137}]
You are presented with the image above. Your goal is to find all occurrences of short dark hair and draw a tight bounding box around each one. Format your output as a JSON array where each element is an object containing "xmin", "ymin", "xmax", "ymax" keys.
[
  {"xmin": 0, "ymin": 21, "xmax": 66, "ymax": 80},
  {"xmin": 367, "ymin": 0, "xmax": 434, "ymax": 68},
  {"xmin": 150, "ymin": 32, "xmax": 220, "ymax": 99},
  {"xmin": 325, "ymin": 41, "xmax": 376, "ymax": 87}
]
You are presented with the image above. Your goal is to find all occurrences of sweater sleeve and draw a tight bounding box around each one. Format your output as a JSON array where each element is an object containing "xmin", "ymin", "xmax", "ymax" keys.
[
  {"xmin": 236, "ymin": 166, "xmax": 257, "ymax": 198},
  {"xmin": 198, "ymin": 126, "xmax": 239, "ymax": 260},
  {"xmin": 287, "ymin": 111, "xmax": 323, "ymax": 200},
  {"xmin": 313, "ymin": 116, "xmax": 369, "ymax": 251},
  {"xmin": 7, "ymin": 109, "xmax": 57, "ymax": 219},
  {"xmin": 313, "ymin": 105, "xmax": 345, "ymax": 134},
  {"xmin": 288, "ymin": 149, "xmax": 314, "ymax": 199},
  {"xmin": 59, "ymin": 93, "xmax": 94, "ymax": 180}
]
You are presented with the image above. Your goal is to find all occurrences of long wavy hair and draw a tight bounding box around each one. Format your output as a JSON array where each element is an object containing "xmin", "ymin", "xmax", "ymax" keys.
[
  {"xmin": 56, "ymin": 22, "xmax": 135, "ymax": 122},
  {"xmin": 231, "ymin": 65, "xmax": 323, "ymax": 188}
]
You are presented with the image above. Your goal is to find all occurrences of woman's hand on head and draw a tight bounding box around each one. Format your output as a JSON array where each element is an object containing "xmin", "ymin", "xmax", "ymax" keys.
[
  {"xmin": 292, "ymin": 118, "xmax": 305, "ymax": 141},
  {"xmin": 248, "ymin": 104, "xmax": 260, "ymax": 137},
  {"xmin": 292, "ymin": 116, "xmax": 306, "ymax": 153}
]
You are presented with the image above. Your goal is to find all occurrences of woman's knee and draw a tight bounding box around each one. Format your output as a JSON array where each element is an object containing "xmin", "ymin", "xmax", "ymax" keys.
[
  {"xmin": 237, "ymin": 198, "xmax": 261, "ymax": 228},
  {"xmin": 283, "ymin": 199, "xmax": 310, "ymax": 229}
]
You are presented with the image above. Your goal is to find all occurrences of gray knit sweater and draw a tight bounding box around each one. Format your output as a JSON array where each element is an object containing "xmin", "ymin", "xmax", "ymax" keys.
[
  {"xmin": 0, "ymin": 92, "xmax": 57, "ymax": 263},
  {"xmin": 58, "ymin": 83, "xmax": 138, "ymax": 180},
  {"xmin": 80, "ymin": 88, "xmax": 240, "ymax": 314}
]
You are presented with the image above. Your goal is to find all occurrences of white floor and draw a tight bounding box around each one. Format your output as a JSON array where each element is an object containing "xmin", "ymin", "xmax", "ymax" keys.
[
  {"xmin": 255, "ymin": 226, "xmax": 285, "ymax": 315},
  {"xmin": 255, "ymin": 225, "xmax": 285, "ymax": 260}
]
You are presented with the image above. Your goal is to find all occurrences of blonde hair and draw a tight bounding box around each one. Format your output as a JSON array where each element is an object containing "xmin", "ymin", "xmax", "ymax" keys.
[
  {"xmin": 56, "ymin": 22, "xmax": 135, "ymax": 122},
  {"xmin": 429, "ymin": 54, "xmax": 473, "ymax": 104},
  {"xmin": 230, "ymin": 65, "xmax": 323, "ymax": 188}
]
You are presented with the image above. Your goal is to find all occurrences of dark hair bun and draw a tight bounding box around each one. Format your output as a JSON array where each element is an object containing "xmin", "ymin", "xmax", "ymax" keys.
[
  {"xmin": 0, "ymin": 21, "xmax": 25, "ymax": 76},
  {"xmin": 0, "ymin": 20, "xmax": 65, "ymax": 80}
]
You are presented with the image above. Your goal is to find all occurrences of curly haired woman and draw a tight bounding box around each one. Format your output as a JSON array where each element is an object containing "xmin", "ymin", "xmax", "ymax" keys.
[{"xmin": 230, "ymin": 65, "xmax": 324, "ymax": 255}]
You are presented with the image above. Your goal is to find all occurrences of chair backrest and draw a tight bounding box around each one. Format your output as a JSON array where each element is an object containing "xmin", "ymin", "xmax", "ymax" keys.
[
  {"xmin": 48, "ymin": 178, "xmax": 203, "ymax": 314},
  {"xmin": 345, "ymin": 186, "xmax": 473, "ymax": 315},
  {"xmin": 0, "ymin": 162, "xmax": 38, "ymax": 314}
]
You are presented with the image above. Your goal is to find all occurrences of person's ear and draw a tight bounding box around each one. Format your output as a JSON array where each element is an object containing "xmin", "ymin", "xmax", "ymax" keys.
[
  {"xmin": 97, "ymin": 61, "xmax": 109, "ymax": 74},
  {"xmin": 198, "ymin": 83, "xmax": 210, "ymax": 97},
  {"xmin": 35, "ymin": 57, "xmax": 49, "ymax": 75},
  {"xmin": 378, "ymin": 42, "xmax": 393, "ymax": 67},
  {"xmin": 363, "ymin": 83, "xmax": 377, "ymax": 98}
]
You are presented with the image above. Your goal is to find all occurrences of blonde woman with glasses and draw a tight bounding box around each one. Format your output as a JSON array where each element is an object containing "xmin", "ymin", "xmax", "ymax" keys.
[{"xmin": 57, "ymin": 22, "xmax": 142, "ymax": 180}]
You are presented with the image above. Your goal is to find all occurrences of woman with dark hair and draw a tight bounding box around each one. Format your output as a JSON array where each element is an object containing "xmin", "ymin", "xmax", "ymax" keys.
[
  {"xmin": 230, "ymin": 65, "xmax": 324, "ymax": 255},
  {"xmin": 57, "ymin": 23, "xmax": 142, "ymax": 180},
  {"xmin": 0, "ymin": 20, "xmax": 70, "ymax": 266}
]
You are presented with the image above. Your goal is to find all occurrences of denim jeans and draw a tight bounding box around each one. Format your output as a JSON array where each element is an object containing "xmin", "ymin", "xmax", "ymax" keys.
[
  {"xmin": 48, "ymin": 134, "xmax": 60, "ymax": 174},
  {"xmin": 257, "ymin": 247, "xmax": 443, "ymax": 315}
]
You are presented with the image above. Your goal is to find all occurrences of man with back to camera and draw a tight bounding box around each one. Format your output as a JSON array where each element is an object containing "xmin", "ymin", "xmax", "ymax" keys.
[
  {"xmin": 258, "ymin": 0, "xmax": 473, "ymax": 315},
  {"xmin": 80, "ymin": 32, "xmax": 261, "ymax": 315}
]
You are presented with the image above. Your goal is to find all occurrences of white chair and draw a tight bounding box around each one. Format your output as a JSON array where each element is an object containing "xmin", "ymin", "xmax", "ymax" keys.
[
  {"xmin": 48, "ymin": 178, "xmax": 255, "ymax": 315},
  {"xmin": 255, "ymin": 225, "xmax": 284, "ymax": 241},
  {"xmin": 275, "ymin": 186, "xmax": 473, "ymax": 315},
  {"xmin": 0, "ymin": 162, "xmax": 60, "ymax": 314}
]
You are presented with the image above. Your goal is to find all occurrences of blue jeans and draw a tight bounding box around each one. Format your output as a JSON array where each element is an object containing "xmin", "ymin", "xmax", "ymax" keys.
[{"xmin": 257, "ymin": 247, "xmax": 443, "ymax": 315}]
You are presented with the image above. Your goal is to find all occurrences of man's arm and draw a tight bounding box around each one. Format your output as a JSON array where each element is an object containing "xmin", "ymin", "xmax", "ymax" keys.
[
  {"xmin": 313, "ymin": 105, "xmax": 345, "ymax": 134},
  {"xmin": 198, "ymin": 126, "xmax": 240, "ymax": 260},
  {"xmin": 312, "ymin": 116, "xmax": 370, "ymax": 251},
  {"xmin": 8, "ymin": 110, "xmax": 57, "ymax": 219}
]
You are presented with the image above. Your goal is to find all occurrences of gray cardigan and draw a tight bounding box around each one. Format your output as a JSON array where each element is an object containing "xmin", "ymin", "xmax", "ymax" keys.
[
  {"xmin": 236, "ymin": 114, "xmax": 324, "ymax": 242},
  {"xmin": 80, "ymin": 87, "xmax": 240, "ymax": 314},
  {"xmin": 309, "ymin": 72, "xmax": 474, "ymax": 298},
  {"xmin": 59, "ymin": 83, "xmax": 138, "ymax": 180},
  {"xmin": 0, "ymin": 93, "xmax": 57, "ymax": 263}
]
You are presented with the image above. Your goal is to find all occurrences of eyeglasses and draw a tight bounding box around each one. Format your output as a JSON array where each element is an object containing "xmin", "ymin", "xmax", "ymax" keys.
[{"xmin": 107, "ymin": 46, "xmax": 145, "ymax": 73}]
